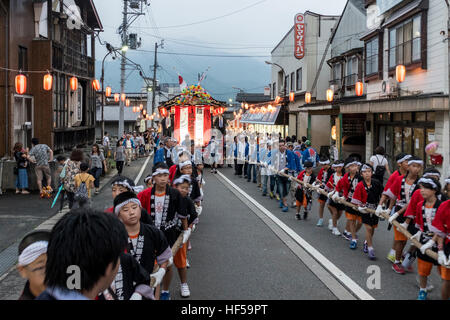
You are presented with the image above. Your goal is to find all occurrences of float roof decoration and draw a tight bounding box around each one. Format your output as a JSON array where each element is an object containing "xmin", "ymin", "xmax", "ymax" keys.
[{"xmin": 159, "ymin": 85, "xmax": 227, "ymax": 108}]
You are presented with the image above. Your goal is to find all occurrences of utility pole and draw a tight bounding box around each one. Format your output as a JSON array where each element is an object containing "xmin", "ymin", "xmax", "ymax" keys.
[
  {"xmin": 151, "ymin": 40, "xmax": 164, "ymax": 130},
  {"xmin": 119, "ymin": 0, "xmax": 128, "ymax": 138}
]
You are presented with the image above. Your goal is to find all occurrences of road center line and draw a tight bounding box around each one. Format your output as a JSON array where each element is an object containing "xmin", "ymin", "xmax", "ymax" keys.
[
  {"xmin": 134, "ymin": 152, "xmax": 152, "ymax": 185},
  {"xmin": 216, "ymin": 171, "xmax": 375, "ymax": 301}
]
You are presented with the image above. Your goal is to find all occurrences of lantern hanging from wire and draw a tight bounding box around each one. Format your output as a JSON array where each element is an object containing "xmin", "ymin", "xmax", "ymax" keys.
[
  {"xmin": 289, "ymin": 92, "xmax": 295, "ymax": 102},
  {"xmin": 121, "ymin": 93, "xmax": 126, "ymax": 102},
  {"xmin": 355, "ymin": 81, "xmax": 364, "ymax": 97},
  {"xmin": 70, "ymin": 76, "xmax": 78, "ymax": 91},
  {"xmin": 105, "ymin": 86, "xmax": 112, "ymax": 97},
  {"xmin": 140, "ymin": 104, "xmax": 144, "ymax": 111},
  {"xmin": 15, "ymin": 74, "xmax": 27, "ymax": 95},
  {"xmin": 114, "ymin": 93, "xmax": 120, "ymax": 102},
  {"xmin": 396, "ymin": 64, "xmax": 406, "ymax": 83},
  {"xmin": 92, "ymin": 79, "xmax": 100, "ymax": 91},
  {"xmin": 305, "ymin": 92, "xmax": 311, "ymax": 104},
  {"xmin": 275, "ymin": 96, "xmax": 281, "ymax": 104},
  {"xmin": 43, "ymin": 73, "xmax": 53, "ymax": 91},
  {"xmin": 326, "ymin": 89, "xmax": 333, "ymax": 102},
  {"xmin": 160, "ymin": 108, "xmax": 168, "ymax": 118}
]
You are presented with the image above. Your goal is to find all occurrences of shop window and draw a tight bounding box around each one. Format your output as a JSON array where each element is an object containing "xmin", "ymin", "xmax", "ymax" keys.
[
  {"xmin": 403, "ymin": 127, "xmax": 413, "ymax": 155},
  {"xmin": 413, "ymin": 128, "xmax": 425, "ymax": 161},
  {"xmin": 393, "ymin": 113, "xmax": 402, "ymax": 121},
  {"xmin": 394, "ymin": 127, "xmax": 402, "ymax": 155},
  {"xmin": 426, "ymin": 112, "xmax": 435, "ymax": 121},
  {"xmin": 415, "ymin": 112, "xmax": 426, "ymax": 122},
  {"xmin": 296, "ymin": 68, "xmax": 302, "ymax": 91}
]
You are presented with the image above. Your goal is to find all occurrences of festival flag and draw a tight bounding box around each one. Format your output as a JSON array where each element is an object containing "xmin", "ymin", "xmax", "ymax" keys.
[{"xmin": 178, "ymin": 74, "xmax": 187, "ymax": 91}]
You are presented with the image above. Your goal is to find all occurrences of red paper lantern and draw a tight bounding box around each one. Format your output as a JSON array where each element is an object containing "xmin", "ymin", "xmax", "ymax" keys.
[
  {"xmin": 289, "ymin": 92, "xmax": 295, "ymax": 102},
  {"xmin": 43, "ymin": 73, "xmax": 53, "ymax": 91},
  {"xmin": 105, "ymin": 86, "xmax": 112, "ymax": 97},
  {"xmin": 114, "ymin": 93, "xmax": 120, "ymax": 102},
  {"xmin": 92, "ymin": 79, "xmax": 100, "ymax": 91},
  {"xmin": 125, "ymin": 99, "xmax": 130, "ymax": 107},
  {"xmin": 143, "ymin": 109, "xmax": 147, "ymax": 116},
  {"xmin": 170, "ymin": 106, "xmax": 175, "ymax": 114},
  {"xmin": 70, "ymin": 76, "xmax": 78, "ymax": 91},
  {"xmin": 326, "ymin": 89, "xmax": 333, "ymax": 102},
  {"xmin": 160, "ymin": 108, "xmax": 168, "ymax": 118},
  {"xmin": 121, "ymin": 93, "xmax": 126, "ymax": 102},
  {"xmin": 355, "ymin": 81, "xmax": 364, "ymax": 96},
  {"xmin": 305, "ymin": 92, "xmax": 311, "ymax": 104},
  {"xmin": 275, "ymin": 96, "xmax": 281, "ymax": 104},
  {"xmin": 15, "ymin": 74, "xmax": 27, "ymax": 95},
  {"xmin": 396, "ymin": 64, "xmax": 406, "ymax": 83}
]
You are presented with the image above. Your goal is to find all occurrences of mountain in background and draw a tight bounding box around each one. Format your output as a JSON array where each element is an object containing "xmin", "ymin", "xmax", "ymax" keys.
[{"xmin": 96, "ymin": 42, "xmax": 271, "ymax": 102}]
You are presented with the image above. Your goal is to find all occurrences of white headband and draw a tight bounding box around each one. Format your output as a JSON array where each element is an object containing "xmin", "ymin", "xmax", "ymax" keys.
[
  {"xmin": 144, "ymin": 175, "xmax": 152, "ymax": 183},
  {"xmin": 173, "ymin": 175, "xmax": 191, "ymax": 185},
  {"xmin": 319, "ymin": 160, "xmax": 330, "ymax": 165},
  {"xmin": 114, "ymin": 198, "xmax": 141, "ymax": 216},
  {"xmin": 18, "ymin": 241, "xmax": 48, "ymax": 267},
  {"xmin": 152, "ymin": 168, "xmax": 170, "ymax": 177},
  {"xmin": 397, "ymin": 155, "xmax": 412, "ymax": 163},
  {"xmin": 179, "ymin": 161, "xmax": 192, "ymax": 169},
  {"xmin": 332, "ymin": 163, "xmax": 344, "ymax": 168},
  {"xmin": 361, "ymin": 164, "xmax": 372, "ymax": 172},
  {"xmin": 423, "ymin": 172, "xmax": 440, "ymax": 179},
  {"xmin": 445, "ymin": 179, "xmax": 450, "ymax": 185},
  {"xmin": 112, "ymin": 181, "xmax": 144, "ymax": 194},
  {"xmin": 408, "ymin": 160, "xmax": 424, "ymax": 166},
  {"xmin": 418, "ymin": 178, "xmax": 438, "ymax": 190},
  {"xmin": 345, "ymin": 161, "xmax": 361, "ymax": 168}
]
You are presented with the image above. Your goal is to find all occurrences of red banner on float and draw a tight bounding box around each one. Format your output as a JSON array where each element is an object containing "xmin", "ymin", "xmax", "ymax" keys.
[{"xmin": 294, "ymin": 13, "xmax": 305, "ymax": 60}]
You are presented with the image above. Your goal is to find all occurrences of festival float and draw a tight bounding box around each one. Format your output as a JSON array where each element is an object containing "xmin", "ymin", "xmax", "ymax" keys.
[{"xmin": 158, "ymin": 85, "xmax": 227, "ymax": 146}]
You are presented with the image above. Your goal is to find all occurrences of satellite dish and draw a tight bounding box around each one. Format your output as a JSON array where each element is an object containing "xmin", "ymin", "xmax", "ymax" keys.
[{"xmin": 366, "ymin": 4, "xmax": 382, "ymax": 30}]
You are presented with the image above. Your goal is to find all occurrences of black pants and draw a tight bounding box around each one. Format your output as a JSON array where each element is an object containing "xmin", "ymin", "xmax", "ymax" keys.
[
  {"xmin": 116, "ymin": 161, "xmax": 124, "ymax": 175},
  {"xmin": 234, "ymin": 159, "xmax": 238, "ymax": 174},
  {"xmin": 66, "ymin": 191, "xmax": 75, "ymax": 209},
  {"xmin": 243, "ymin": 162, "xmax": 248, "ymax": 177},
  {"xmin": 236, "ymin": 164, "xmax": 243, "ymax": 175}
]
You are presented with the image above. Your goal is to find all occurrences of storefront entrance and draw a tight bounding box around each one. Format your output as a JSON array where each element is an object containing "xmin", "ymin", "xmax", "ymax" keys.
[{"xmin": 375, "ymin": 112, "xmax": 435, "ymax": 168}]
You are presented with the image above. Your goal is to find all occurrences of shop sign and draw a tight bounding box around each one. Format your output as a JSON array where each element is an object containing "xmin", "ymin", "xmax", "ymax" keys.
[{"xmin": 294, "ymin": 13, "xmax": 305, "ymax": 60}]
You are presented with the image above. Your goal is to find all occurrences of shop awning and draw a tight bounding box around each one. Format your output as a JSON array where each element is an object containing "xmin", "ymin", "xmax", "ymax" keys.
[{"xmin": 240, "ymin": 106, "xmax": 282, "ymax": 124}]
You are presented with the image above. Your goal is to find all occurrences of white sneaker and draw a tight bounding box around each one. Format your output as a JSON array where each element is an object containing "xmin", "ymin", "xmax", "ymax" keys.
[
  {"xmin": 180, "ymin": 283, "xmax": 190, "ymax": 298},
  {"xmin": 332, "ymin": 227, "xmax": 341, "ymax": 236},
  {"xmin": 415, "ymin": 275, "xmax": 434, "ymax": 292},
  {"xmin": 186, "ymin": 259, "xmax": 190, "ymax": 269},
  {"xmin": 328, "ymin": 219, "xmax": 333, "ymax": 230}
]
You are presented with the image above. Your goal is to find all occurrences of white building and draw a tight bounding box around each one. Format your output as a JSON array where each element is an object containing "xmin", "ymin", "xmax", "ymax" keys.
[
  {"xmin": 269, "ymin": 10, "xmax": 340, "ymax": 152},
  {"xmin": 340, "ymin": 0, "xmax": 450, "ymax": 178}
]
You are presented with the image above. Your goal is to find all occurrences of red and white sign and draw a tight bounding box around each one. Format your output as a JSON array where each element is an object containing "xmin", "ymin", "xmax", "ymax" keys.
[
  {"xmin": 294, "ymin": 13, "xmax": 305, "ymax": 60},
  {"xmin": 264, "ymin": 86, "xmax": 271, "ymax": 96}
]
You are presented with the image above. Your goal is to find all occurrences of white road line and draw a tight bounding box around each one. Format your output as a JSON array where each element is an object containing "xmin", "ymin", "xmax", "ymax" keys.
[
  {"xmin": 134, "ymin": 154, "xmax": 152, "ymax": 185},
  {"xmin": 217, "ymin": 171, "xmax": 375, "ymax": 301}
]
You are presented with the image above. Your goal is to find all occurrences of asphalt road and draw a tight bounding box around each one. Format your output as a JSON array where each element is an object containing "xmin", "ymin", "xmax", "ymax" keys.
[{"xmin": 0, "ymin": 161, "xmax": 442, "ymax": 300}]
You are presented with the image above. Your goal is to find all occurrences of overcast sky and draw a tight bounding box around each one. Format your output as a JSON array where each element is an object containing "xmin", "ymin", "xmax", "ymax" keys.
[{"xmin": 93, "ymin": 0, "xmax": 347, "ymax": 94}]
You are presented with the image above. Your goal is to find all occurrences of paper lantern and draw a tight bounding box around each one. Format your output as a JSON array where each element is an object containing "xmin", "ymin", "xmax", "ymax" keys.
[
  {"xmin": 275, "ymin": 96, "xmax": 281, "ymax": 104},
  {"xmin": 160, "ymin": 108, "xmax": 168, "ymax": 118},
  {"xmin": 92, "ymin": 79, "xmax": 100, "ymax": 91},
  {"xmin": 43, "ymin": 73, "xmax": 53, "ymax": 91},
  {"xmin": 15, "ymin": 74, "xmax": 27, "ymax": 95},
  {"xmin": 326, "ymin": 89, "xmax": 333, "ymax": 102},
  {"xmin": 143, "ymin": 109, "xmax": 147, "ymax": 116},
  {"xmin": 331, "ymin": 125, "xmax": 337, "ymax": 140},
  {"xmin": 245, "ymin": 103, "xmax": 249, "ymax": 110},
  {"xmin": 121, "ymin": 93, "xmax": 126, "ymax": 102},
  {"xmin": 305, "ymin": 92, "xmax": 311, "ymax": 104},
  {"xmin": 70, "ymin": 76, "xmax": 78, "ymax": 91},
  {"xmin": 355, "ymin": 81, "xmax": 364, "ymax": 96},
  {"xmin": 396, "ymin": 65, "xmax": 406, "ymax": 83},
  {"xmin": 267, "ymin": 104, "xmax": 273, "ymax": 112},
  {"xmin": 105, "ymin": 86, "xmax": 112, "ymax": 97},
  {"xmin": 125, "ymin": 99, "xmax": 130, "ymax": 107},
  {"xmin": 289, "ymin": 92, "xmax": 295, "ymax": 102},
  {"xmin": 114, "ymin": 93, "xmax": 120, "ymax": 102}
]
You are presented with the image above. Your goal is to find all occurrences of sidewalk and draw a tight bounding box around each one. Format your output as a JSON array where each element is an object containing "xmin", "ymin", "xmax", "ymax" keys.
[{"xmin": 0, "ymin": 155, "xmax": 152, "ymax": 300}]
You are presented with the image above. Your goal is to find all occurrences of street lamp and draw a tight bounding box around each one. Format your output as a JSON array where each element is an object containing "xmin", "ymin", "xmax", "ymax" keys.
[
  {"xmin": 101, "ymin": 43, "xmax": 117, "ymax": 139},
  {"xmin": 265, "ymin": 60, "xmax": 287, "ymax": 137}
]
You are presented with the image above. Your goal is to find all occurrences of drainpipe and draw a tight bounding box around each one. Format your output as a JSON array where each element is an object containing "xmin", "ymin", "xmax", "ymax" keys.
[{"xmin": 1, "ymin": 0, "xmax": 9, "ymax": 160}]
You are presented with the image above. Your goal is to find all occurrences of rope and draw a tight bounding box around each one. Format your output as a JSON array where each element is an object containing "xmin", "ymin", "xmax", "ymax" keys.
[{"xmin": 231, "ymin": 157, "xmax": 439, "ymax": 261}]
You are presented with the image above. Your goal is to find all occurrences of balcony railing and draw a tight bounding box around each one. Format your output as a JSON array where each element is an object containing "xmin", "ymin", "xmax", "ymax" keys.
[
  {"xmin": 329, "ymin": 78, "xmax": 342, "ymax": 87},
  {"xmin": 52, "ymin": 44, "xmax": 95, "ymax": 78},
  {"xmin": 344, "ymin": 73, "xmax": 358, "ymax": 87}
]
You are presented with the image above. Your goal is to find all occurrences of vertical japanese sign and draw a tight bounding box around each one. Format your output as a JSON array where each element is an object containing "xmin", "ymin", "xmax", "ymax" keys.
[
  {"xmin": 195, "ymin": 107, "xmax": 204, "ymax": 146},
  {"xmin": 180, "ymin": 107, "xmax": 189, "ymax": 143},
  {"xmin": 294, "ymin": 13, "xmax": 305, "ymax": 60}
]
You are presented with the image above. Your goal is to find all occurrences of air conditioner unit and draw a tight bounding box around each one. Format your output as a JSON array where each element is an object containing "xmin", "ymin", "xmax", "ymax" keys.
[
  {"xmin": 380, "ymin": 78, "xmax": 398, "ymax": 97},
  {"xmin": 129, "ymin": 1, "xmax": 140, "ymax": 9}
]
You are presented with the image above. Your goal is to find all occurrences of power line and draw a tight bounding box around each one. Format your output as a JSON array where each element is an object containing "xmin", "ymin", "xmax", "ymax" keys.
[{"xmin": 136, "ymin": 0, "xmax": 268, "ymax": 29}]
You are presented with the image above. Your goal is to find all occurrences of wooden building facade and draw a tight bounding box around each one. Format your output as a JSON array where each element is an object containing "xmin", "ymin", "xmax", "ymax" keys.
[{"xmin": 0, "ymin": 0, "xmax": 102, "ymax": 157}]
